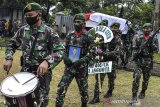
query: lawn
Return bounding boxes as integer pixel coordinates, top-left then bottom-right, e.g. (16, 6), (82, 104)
(0, 48), (160, 107)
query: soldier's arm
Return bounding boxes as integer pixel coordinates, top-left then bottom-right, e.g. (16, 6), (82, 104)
(45, 28), (65, 69)
(77, 34), (95, 64)
(151, 37), (158, 52)
(104, 39), (123, 58)
(5, 28), (22, 60)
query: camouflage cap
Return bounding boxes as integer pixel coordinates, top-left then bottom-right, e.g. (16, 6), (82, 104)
(23, 2), (42, 14)
(100, 19), (108, 26)
(110, 22), (120, 28)
(143, 23), (152, 28)
(74, 13), (86, 21)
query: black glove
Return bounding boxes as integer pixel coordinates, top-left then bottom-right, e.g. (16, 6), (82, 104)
(63, 56), (73, 67)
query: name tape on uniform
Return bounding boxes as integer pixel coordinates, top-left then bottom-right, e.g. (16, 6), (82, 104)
(88, 61), (112, 74)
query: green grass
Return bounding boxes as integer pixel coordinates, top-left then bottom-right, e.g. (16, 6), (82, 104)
(154, 52), (160, 63)
(0, 48), (160, 107)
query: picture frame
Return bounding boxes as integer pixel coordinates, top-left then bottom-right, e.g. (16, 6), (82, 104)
(68, 45), (81, 62)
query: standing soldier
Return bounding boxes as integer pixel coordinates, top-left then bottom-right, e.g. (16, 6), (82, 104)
(99, 19), (108, 26)
(130, 23), (158, 105)
(55, 13), (94, 107)
(110, 22), (125, 68)
(89, 22), (123, 104)
(121, 21), (135, 68)
(3, 2), (64, 107)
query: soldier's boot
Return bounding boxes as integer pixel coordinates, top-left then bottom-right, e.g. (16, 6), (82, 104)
(81, 102), (87, 107)
(139, 90), (145, 99)
(129, 93), (138, 105)
(89, 93), (100, 104)
(55, 105), (62, 107)
(55, 103), (62, 107)
(104, 90), (112, 98)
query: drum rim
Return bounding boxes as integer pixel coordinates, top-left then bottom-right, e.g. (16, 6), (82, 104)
(0, 72), (39, 98)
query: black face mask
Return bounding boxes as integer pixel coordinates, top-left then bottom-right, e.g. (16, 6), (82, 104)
(74, 23), (83, 32)
(25, 14), (39, 26)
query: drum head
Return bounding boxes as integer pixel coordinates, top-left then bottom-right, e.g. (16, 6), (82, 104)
(0, 72), (39, 97)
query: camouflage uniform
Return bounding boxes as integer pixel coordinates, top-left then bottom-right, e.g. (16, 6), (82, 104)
(110, 22), (126, 68)
(55, 14), (94, 107)
(121, 26), (135, 67)
(130, 23), (158, 104)
(5, 20), (64, 107)
(89, 24), (123, 104)
(94, 37), (122, 92)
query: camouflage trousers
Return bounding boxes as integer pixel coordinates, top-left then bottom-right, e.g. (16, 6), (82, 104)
(94, 70), (116, 94)
(21, 66), (52, 107)
(132, 58), (153, 94)
(56, 66), (88, 107)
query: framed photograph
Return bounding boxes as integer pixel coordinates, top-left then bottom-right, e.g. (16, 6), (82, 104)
(68, 45), (81, 62)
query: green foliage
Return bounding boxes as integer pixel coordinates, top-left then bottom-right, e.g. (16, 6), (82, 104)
(0, 37), (5, 44)
(96, 2), (154, 26)
(49, 14), (55, 24)
(132, 3), (154, 25)
(0, 0), (155, 26)
(154, 52), (160, 63)
(57, 0), (92, 15)
(97, 5), (117, 16)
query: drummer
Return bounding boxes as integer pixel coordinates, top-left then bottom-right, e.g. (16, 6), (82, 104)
(3, 2), (64, 107)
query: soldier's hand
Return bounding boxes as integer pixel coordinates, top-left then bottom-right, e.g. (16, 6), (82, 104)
(63, 56), (73, 67)
(95, 48), (103, 56)
(95, 56), (100, 60)
(3, 60), (13, 72)
(37, 60), (49, 75)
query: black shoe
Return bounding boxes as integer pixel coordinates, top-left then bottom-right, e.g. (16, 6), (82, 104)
(89, 97), (100, 104)
(55, 105), (62, 107)
(139, 91), (145, 99)
(104, 90), (112, 98)
(81, 103), (87, 107)
(129, 96), (138, 105)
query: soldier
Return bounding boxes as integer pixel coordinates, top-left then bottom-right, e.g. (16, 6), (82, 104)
(99, 19), (108, 26)
(3, 2), (64, 107)
(121, 21), (135, 68)
(89, 22), (123, 104)
(130, 23), (158, 105)
(110, 22), (125, 68)
(88, 19), (108, 37)
(55, 13), (94, 107)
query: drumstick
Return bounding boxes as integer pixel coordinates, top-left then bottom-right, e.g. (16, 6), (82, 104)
(8, 71), (20, 83)
(22, 75), (38, 85)
(22, 66), (51, 85)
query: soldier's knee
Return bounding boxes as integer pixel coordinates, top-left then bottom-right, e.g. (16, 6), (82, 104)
(108, 71), (116, 79)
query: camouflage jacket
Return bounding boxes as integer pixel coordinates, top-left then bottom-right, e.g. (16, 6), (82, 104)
(96, 36), (123, 62)
(65, 31), (95, 67)
(5, 23), (64, 69)
(88, 26), (123, 61)
(133, 32), (158, 59)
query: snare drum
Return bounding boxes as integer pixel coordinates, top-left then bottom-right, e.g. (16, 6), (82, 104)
(0, 72), (39, 107)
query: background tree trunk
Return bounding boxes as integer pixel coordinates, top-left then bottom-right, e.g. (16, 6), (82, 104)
(153, 0), (160, 31)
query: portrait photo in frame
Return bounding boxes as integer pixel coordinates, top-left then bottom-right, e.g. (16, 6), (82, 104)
(68, 45), (81, 62)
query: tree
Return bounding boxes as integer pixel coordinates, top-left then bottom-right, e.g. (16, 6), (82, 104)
(56, 0), (93, 15)
(153, 0), (160, 31)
